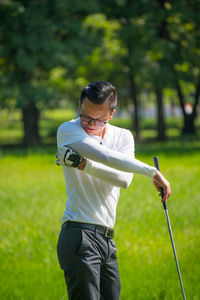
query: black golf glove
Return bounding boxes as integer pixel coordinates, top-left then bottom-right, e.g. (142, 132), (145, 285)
(56, 146), (83, 167)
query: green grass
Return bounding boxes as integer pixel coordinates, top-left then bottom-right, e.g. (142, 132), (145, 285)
(0, 109), (200, 299)
(116, 153), (200, 300)
(0, 149), (200, 299)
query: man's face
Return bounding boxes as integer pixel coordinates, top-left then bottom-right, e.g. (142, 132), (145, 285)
(79, 97), (115, 136)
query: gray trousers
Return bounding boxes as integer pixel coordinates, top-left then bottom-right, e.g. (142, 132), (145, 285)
(57, 222), (121, 300)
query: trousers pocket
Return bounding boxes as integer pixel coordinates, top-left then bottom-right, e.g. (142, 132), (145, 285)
(58, 227), (84, 254)
(57, 227), (84, 269)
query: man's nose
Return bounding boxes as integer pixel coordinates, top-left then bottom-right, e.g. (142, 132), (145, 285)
(88, 119), (96, 126)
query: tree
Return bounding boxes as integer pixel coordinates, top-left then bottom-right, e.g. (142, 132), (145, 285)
(0, 0), (99, 146)
(99, 0), (152, 140)
(147, 0), (200, 134)
(170, 1), (200, 134)
(74, 14), (129, 107)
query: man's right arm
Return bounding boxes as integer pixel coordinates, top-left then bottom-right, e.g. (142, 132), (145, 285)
(57, 122), (133, 188)
(57, 123), (171, 200)
(68, 138), (156, 178)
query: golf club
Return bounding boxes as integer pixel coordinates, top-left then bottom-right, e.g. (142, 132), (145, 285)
(153, 156), (186, 300)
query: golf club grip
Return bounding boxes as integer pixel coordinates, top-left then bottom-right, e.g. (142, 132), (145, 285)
(153, 156), (167, 210)
(153, 156), (161, 171)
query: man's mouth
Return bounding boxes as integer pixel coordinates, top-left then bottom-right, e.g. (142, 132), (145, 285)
(86, 127), (96, 132)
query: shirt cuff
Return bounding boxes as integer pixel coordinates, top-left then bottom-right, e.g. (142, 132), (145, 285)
(83, 159), (94, 174)
(144, 166), (157, 178)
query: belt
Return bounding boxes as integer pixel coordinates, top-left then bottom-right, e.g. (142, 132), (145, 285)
(62, 221), (114, 239)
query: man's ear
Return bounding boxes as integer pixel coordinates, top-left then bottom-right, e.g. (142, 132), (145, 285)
(78, 101), (81, 112)
(109, 108), (115, 120)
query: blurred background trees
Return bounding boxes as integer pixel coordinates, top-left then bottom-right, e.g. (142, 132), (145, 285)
(0, 0), (100, 146)
(0, 0), (200, 146)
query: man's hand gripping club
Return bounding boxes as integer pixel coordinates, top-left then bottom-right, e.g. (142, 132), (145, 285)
(152, 171), (171, 202)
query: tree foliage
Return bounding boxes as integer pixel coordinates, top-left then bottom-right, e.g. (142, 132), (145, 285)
(0, 0), (100, 145)
(0, 0), (200, 145)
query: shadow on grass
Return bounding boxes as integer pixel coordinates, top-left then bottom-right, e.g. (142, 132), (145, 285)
(135, 134), (200, 156)
(1, 132), (200, 158)
(1, 114), (200, 156)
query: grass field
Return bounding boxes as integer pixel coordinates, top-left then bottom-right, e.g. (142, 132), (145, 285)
(0, 109), (200, 299)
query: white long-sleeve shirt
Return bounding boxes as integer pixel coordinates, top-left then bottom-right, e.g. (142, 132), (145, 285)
(57, 118), (156, 228)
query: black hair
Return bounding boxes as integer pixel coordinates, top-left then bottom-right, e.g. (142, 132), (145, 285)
(80, 81), (117, 111)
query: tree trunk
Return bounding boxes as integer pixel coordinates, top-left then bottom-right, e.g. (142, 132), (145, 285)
(128, 72), (140, 140)
(155, 88), (166, 140)
(126, 44), (140, 140)
(22, 100), (40, 147)
(175, 77), (200, 134)
(182, 114), (196, 133)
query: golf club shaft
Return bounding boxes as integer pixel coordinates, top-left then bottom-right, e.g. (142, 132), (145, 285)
(164, 207), (186, 300)
(153, 156), (186, 300)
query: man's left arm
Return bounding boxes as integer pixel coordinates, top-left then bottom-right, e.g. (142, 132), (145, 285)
(56, 122), (132, 188)
(82, 159), (133, 188)
(56, 147), (133, 188)
(57, 130), (134, 189)
(82, 129), (134, 188)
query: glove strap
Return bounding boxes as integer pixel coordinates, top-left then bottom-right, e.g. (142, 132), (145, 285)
(63, 149), (71, 165)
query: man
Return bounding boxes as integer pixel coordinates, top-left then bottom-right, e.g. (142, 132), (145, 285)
(56, 81), (171, 300)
